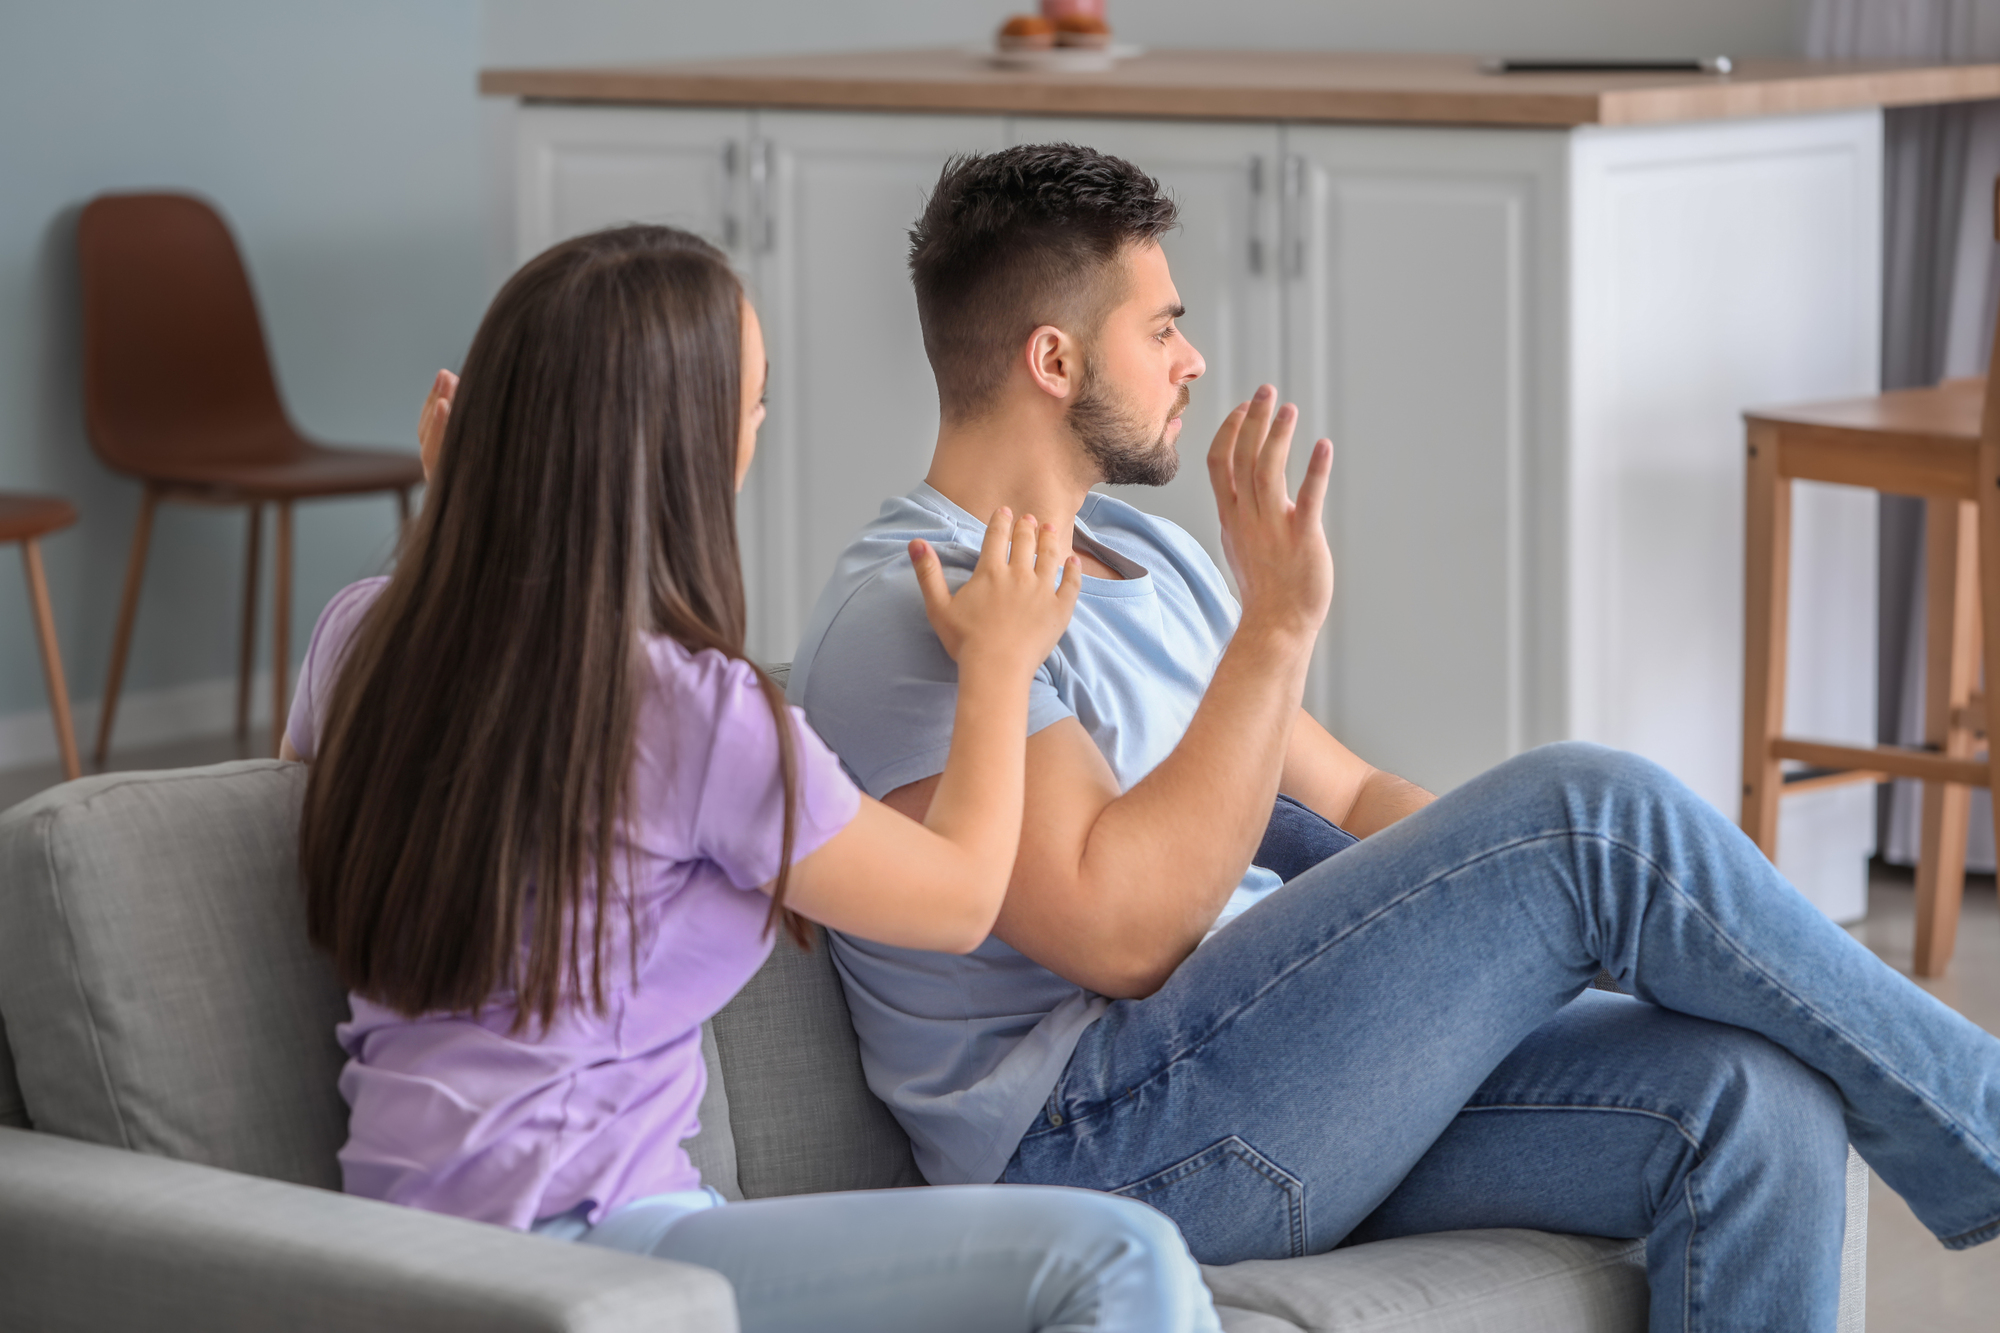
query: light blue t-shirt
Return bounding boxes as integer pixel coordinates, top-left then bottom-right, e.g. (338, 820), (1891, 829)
(789, 483), (1283, 1186)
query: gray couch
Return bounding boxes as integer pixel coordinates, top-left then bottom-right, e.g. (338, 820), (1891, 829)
(0, 759), (1869, 1331)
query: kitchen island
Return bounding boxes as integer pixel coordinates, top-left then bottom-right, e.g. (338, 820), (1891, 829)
(485, 49), (2000, 919)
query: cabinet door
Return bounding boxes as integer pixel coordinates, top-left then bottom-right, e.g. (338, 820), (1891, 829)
(515, 106), (751, 263)
(746, 112), (1006, 661)
(1007, 120), (1283, 573)
(1283, 126), (1568, 793)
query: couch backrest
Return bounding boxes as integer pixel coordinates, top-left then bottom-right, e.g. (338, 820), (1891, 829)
(0, 759), (915, 1201)
(0, 1011), (28, 1130)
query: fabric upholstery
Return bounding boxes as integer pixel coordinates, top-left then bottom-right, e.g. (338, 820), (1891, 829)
(709, 927), (923, 1198)
(1205, 1229), (1647, 1333)
(0, 1011), (28, 1130)
(689, 1021), (744, 1201)
(0, 1126), (734, 1333)
(0, 761), (348, 1188)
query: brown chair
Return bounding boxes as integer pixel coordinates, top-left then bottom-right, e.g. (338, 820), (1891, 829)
(0, 494), (82, 781)
(1741, 369), (2000, 978)
(76, 192), (422, 760)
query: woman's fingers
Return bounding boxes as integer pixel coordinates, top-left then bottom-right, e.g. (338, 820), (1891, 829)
(1034, 520), (1061, 578)
(1010, 513), (1039, 570)
(977, 507), (1015, 570)
(1058, 555), (1082, 606)
(908, 539), (953, 622)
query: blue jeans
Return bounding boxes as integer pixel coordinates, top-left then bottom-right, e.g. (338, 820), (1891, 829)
(1003, 742), (2000, 1332)
(546, 1184), (1220, 1333)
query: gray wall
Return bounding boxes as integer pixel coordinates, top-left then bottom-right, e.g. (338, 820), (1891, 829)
(0, 1), (484, 754)
(0, 0), (1804, 763)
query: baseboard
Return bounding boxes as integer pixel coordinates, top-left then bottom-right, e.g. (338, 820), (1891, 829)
(0, 671), (274, 773)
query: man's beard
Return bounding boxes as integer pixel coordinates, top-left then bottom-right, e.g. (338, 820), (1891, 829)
(1070, 369), (1189, 488)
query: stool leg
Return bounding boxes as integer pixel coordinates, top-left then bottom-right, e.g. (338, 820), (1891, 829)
(272, 499), (293, 758)
(1741, 422), (1791, 858)
(95, 484), (159, 766)
(236, 503), (261, 743)
(1915, 498), (1979, 977)
(21, 538), (81, 782)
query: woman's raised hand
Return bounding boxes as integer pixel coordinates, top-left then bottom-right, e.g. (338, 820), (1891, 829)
(909, 508), (1081, 674)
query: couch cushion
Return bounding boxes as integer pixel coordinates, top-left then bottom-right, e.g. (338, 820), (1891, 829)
(0, 1011), (28, 1130)
(710, 926), (922, 1197)
(1205, 1229), (1647, 1333)
(0, 762), (349, 1187)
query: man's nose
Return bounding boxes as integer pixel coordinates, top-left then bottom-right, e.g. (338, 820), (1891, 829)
(1178, 339), (1206, 384)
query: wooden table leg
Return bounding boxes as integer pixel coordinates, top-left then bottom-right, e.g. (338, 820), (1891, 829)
(21, 538), (81, 782)
(1916, 497), (1980, 977)
(272, 500), (293, 759)
(95, 484), (159, 766)
(236, 503), (261, 743)
(1741, 421), (1792, 859)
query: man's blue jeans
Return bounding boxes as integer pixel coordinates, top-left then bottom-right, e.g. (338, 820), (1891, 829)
(1002, 742), (2000, 1332)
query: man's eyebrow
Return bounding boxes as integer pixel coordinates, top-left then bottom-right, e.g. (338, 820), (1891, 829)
(1156, 303), (1186, 321)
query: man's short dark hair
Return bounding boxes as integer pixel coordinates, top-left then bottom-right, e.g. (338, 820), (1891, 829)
(908, 144), (1178, 422)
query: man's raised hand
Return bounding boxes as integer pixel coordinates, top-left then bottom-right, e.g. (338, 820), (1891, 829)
(909, 508), (1082, 675)
(1206, 384), (1334, 645)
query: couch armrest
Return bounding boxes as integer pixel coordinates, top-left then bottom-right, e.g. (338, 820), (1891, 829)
(0, 1128), (735, 1332)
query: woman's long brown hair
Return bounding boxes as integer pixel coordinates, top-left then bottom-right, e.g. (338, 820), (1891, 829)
(300, 225), (803, 1031)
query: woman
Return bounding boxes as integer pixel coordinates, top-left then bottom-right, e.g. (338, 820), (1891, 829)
(285, 225), (1220, 1333)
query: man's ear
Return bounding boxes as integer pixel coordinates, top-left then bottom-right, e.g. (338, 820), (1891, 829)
(1023, 325), (1082, 402)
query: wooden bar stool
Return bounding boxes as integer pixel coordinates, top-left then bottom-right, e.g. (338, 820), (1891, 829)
(76, 193), (422, 762)
(0, 494), (82, 781)
(1741, 367), (2000, 977)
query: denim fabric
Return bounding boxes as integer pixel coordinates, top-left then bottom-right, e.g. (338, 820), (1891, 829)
(1252, 794), (1361, 882)
(559, 1183), (1221, 1333)
(1004, 742), (2000, 1333)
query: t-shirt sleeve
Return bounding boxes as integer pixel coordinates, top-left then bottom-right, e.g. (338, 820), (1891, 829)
(797, 552), (1071, 800)
(286, 578), (391, 761)
(692, 664), (862, 891)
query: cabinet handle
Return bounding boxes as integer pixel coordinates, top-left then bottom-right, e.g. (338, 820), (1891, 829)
(721, 142), (742, 253)
(1281, 154), (1307, 280)
(1248, 155), (1266, 276)
(750, 139), (777, 254)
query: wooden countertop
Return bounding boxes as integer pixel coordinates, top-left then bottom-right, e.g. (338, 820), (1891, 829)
(480, 48), (2000, 128)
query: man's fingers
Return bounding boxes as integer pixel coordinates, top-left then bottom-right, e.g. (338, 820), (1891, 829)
(1235, 385), (1276, 511)
(1296, 438), (1333, 528)
(1255, 402), (1299, 506)
(908, 539), (953, 620)
(1206, 401), (1249, 502)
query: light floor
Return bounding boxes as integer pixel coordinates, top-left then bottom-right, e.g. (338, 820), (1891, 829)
(2, 741), (1999, 1328)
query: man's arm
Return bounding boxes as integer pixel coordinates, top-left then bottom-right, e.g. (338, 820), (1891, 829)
(1279, 709), (1433, 838)
(884, 389), (1332, 1000)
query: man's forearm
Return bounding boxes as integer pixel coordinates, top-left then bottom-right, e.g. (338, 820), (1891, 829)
(1343, 767), (1434, 837)
(1065, 618), (1314, 989)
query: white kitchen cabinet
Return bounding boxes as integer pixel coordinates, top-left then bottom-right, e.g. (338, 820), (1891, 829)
(509, 99), (1881, 920)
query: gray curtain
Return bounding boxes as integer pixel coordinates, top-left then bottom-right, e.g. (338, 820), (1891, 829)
(1807, 0), (2000, 868)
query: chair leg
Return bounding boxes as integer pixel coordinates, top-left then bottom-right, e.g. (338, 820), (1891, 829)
(95, 484), (160, 766)
(1915, 497), (1981, 977)
(1740, 422), (1792, 858)
(272, 500), (293, 758)
(20, 538), (81, 783)
(236, 503), (261, 744)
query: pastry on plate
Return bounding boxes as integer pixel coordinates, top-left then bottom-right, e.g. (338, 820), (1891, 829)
(1054, 14), (1112, 49)
(997, 15), (1057, 50)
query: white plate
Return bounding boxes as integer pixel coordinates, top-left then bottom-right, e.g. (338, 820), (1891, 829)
(975, 42), (1145, 74)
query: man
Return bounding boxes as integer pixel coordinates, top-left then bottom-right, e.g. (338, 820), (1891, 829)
(788, 144), (2000, 1328)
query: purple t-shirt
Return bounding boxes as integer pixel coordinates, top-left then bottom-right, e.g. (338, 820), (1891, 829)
(288, 578), (860, 1230)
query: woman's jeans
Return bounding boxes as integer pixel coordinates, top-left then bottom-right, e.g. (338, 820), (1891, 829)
(1003, 742), (2000, 1333)
(543, 1183), (1220, 1333)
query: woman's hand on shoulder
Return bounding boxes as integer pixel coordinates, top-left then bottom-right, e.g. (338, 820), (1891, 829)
(908, 508), (1080, 678)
